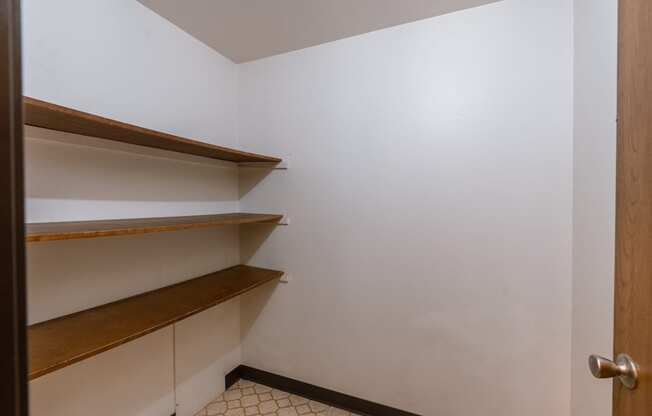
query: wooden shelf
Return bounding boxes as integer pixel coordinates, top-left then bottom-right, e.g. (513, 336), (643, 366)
(26, 213), (282, 242)
(23, 96), (281, 164)
(28, 265), (282, 380)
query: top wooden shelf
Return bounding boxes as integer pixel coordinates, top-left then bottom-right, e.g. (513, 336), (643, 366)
(23, 97), (281, 164)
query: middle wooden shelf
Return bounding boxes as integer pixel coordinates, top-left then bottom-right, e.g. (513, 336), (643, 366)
(28, 264), (284, 380)
(26, 212), (283, 242)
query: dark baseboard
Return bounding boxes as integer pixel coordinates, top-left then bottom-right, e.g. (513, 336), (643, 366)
(225, 365), (243, 390)
(225, 365), (421, 416)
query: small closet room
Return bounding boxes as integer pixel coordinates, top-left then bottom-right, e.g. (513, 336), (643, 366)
(6, 0), (648, 415)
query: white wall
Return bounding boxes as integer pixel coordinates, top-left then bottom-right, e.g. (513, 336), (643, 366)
(571, 0), (618, 415)
(238, 1), (573, 415)
(23, 1), (243, 415)
(30, 328), (175, 416)
(175, 298), (243, 416)
(23, 0), (238, 149)
(23, 1), (601, 415)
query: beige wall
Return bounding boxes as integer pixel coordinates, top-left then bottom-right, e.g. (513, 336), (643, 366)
(571, 0), (618, 415)
(238, 1), (574, 415)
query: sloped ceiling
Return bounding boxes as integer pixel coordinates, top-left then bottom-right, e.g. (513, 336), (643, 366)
(138, 0), (502, 63)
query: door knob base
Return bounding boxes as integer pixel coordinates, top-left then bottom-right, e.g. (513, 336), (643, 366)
(615, 354), (639, 390)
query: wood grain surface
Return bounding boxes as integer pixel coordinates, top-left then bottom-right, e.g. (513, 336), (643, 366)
(613, 0), (652, 414)
(28, 265), (283, 380)
(24, 96), (281, 164)
(26, 213), (282, 242)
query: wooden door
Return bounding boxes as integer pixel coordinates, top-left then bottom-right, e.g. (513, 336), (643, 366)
(0, 0), (27, 415)
(613, 0), (652, 414)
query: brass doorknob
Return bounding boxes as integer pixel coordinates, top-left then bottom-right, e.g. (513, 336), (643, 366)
(589, 353), (639, 389)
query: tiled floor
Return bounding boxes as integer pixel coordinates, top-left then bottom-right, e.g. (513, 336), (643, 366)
(194, 379), (359, 416)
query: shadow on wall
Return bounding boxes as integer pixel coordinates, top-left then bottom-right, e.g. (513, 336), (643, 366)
(27, 226), (240, 324)
(24, 126), (239, 202)
(239, 167), (276, 199)
(174, 297), (243, 416)
(239, 224), (280, 342)
(240, 280), (277, 342)
(29, 327), (175, 416)
(240, 224), (277, 264)
(175, 299), (242, 383)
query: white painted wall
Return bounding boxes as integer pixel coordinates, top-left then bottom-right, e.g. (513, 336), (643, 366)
(23, 0), (238, 149)
(24, 1), (609, 415)
(23, 1), (243, 415)
(238, 1), (573, 415)
(23, 0), (240, 223)
(571, 0), (618, 415)
(30, 328), (175, 416)
(175, 298), (244, 416)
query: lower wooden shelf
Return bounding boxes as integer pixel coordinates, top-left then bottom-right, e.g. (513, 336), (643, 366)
(26, 213), (283, 242)
(28, 265), (283, 380)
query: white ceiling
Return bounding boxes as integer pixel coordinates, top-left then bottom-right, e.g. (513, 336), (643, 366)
(138, 0), (501, 63)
